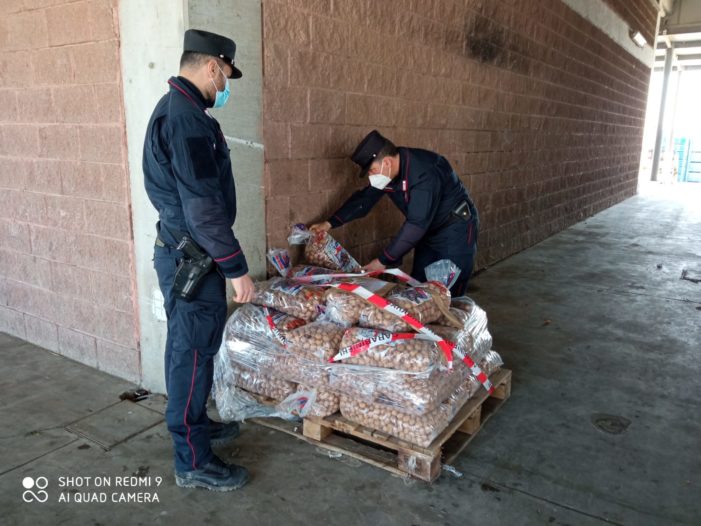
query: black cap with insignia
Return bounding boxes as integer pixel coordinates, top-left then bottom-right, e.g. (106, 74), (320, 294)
(351, 130), (389, 178)
(184, 28), (243, 79)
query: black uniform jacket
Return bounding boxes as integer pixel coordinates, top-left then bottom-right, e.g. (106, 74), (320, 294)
(143, 76), (247, 278)
(328, 147), (472, 266)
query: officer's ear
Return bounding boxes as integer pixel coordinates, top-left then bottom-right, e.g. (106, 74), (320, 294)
(205, 58), (219, 79)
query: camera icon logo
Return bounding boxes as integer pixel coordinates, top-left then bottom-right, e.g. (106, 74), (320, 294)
(22, 476), (49, 503)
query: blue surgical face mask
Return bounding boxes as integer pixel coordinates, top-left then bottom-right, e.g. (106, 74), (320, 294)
(210, 64), (230, 108)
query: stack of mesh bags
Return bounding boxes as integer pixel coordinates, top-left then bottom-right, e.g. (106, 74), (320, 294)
(214, 238), (502, 447)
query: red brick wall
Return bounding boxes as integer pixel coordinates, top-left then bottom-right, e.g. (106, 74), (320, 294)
(262, 0), (655, 271)
(603, 0), (659, 46)
(0, 0), (139, 382)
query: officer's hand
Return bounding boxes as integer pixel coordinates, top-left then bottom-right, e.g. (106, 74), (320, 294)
(309, 221), (331, 233)
(231, 274), (256, 304)
(362, 259), (386, 273)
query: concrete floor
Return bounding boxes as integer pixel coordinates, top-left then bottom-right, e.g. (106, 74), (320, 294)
(1, 183), (699, 526)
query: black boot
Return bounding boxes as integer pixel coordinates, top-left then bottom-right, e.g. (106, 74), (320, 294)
(175, 456), (249, 491)
(208, 418), (240, 447)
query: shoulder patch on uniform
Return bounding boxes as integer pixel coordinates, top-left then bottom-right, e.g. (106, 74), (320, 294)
(186, 136), (218, 179)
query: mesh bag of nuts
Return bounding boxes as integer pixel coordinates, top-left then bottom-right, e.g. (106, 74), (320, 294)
(298, 384), (340, 418)
(228, 363), (297, 401)
(330, 350), (503, 415)
(285, 321), (346, 363)
(221, 305), (299, 372)
(375, 350), (503, 413)
(253, 278), (326, 321)
(328, 364), (460, 415)
(357, 282), (451, 332)
(339, 385), (474, 448)
(225, 303), (306, 345)
(267, 352), (330, 387)
(288, 224), (360, 272)
(323, 288), (370, 327)
(338, 350), (504, 447)
(334, 327), (441, 372)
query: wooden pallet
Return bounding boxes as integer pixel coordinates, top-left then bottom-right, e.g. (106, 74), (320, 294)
(251, 368), (511, 482)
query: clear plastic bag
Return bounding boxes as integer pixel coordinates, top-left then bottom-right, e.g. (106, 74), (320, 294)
(288, 224), (360, 272)
(229, 363), (297, 401)
(358, 282), (451, 332)
(226, 303), (306, 342)
(329, 364), (463, 415)
(288, 223), (313, 245)
(213, 377), (316, 422)
(329, 351), (503, 416)
(220, 304), (303, 374)
(323, 288), (367, 327)
(427, 324), (492, 365)
(425, 259), (461, 289)
(339, 394), (453, 448)
(437, 297), (489, 335)
(289, 265), (394, 293)
(253, 278), (326, 321)
(335, 327), (441, 372)
(269, 352), (331, 386)
(338, 350), (503, 447)
(267, 248), (292, 277)
(298, 384), (340, 418)
(213, 341), (314, 422)
(429, 297), (492, 363)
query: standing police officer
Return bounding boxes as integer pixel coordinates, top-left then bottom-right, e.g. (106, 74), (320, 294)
(311, 130), (479, 296)
(143, 29), (253, 491)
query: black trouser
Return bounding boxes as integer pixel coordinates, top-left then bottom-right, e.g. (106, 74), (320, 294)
(411, 215), (478, 297)
(153, 245), (227, 473)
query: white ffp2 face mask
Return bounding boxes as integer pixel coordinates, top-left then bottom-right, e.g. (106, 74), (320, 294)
(368, 161), (392, 190)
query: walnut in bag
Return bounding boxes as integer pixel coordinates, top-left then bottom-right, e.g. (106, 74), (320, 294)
(339, 395), (454, 448)
(230, 364), (297, 401)
(336, 327), (439, 372)
(252, 278), (325, 321)
(286, 322), (345, 363)
(298, 384), (339, 418)
(338, 352), (504, 447)
(323, 288), (366, 327)
(270, 352), (330, 387)
(358, 282), (450, 332)
(288, 224), (360, 272)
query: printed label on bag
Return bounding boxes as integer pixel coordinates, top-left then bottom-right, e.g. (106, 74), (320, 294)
(271, 280), (304, 296)
(323, 239), (359, 273)
(393, 287), (431, 306)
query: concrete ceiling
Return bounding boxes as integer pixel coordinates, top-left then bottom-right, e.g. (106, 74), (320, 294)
(654, 0), (701, 70)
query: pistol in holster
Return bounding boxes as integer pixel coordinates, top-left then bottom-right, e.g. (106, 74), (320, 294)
(173, 236), (214, 302)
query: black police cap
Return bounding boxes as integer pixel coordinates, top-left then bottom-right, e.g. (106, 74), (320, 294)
(351, 130), (389, 178)
(184, 29), (242, 79)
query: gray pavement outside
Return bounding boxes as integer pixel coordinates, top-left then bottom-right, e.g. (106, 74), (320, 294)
(1, 183), (699, 526)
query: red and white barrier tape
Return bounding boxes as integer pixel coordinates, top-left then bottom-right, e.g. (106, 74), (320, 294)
(331, 331), (435, 362)
(289, 267), (422, 286)
(330, 282), (494, 394)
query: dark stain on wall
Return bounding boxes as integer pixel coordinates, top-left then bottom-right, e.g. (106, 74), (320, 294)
(465, 13), (503, 63)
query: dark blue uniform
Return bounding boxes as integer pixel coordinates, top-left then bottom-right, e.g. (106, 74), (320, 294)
(329, 148), (479, 296)
(143, 76), (247, 473)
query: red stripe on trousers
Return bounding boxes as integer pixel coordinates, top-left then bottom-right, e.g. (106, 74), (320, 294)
(184, 350), (199, 470)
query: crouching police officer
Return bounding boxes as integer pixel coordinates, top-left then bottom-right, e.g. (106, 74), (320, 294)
(311, 130), (479, 296)
(143, 29), (254, 491)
